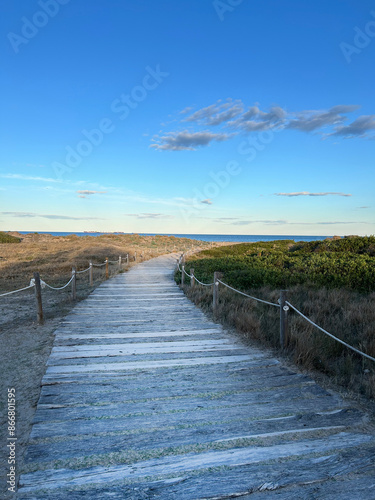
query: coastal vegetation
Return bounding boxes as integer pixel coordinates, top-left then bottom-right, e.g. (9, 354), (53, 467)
(0, 232), (208, 293)
(177, 236), (375, 293)
(0, 231), (21, 243)
(177, 236), (375, 399)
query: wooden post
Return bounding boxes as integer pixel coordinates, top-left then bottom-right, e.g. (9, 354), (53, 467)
(105, 258), (109, 279)
(181, 265), (185, 286)
(34, 272), (44, 325)
(279, 290), (289, 348)
(89, 261), (93, 286)
(118, 255), (122, 270)
(213, 272), (222, 319)
(134, 251), (137, 262)
(71, 267), (77, 301)
(126, 253), (129, 265)
(190, 268), (195, 288)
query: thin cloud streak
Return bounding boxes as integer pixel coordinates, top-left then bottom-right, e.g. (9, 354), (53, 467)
(125, 213), (173, 220)
(275, 192), (352, 197)
(77, 190), (107, 196)
(1, 211), (104, 221)
(0, 174), (61, 183)
(208, 217), (368, 226)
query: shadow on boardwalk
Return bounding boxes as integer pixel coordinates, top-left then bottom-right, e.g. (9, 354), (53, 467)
(18, 255), (375, 499)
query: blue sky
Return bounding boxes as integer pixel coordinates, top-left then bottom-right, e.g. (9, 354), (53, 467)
(1, 0), (374, 235)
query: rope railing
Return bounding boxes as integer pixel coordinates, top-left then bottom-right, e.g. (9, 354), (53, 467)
(0, 254), (130, 325)
(182, 267), (193, 279)
(177, 255), (278, 304)
(76, 266), (91, 274)
(41, 276), (74, 291)
(285, 301), (375, 363)
(0, 283), (35, 297)
(217, 279), (280, 307)
(177, 252), (375, 362)
(194, 275), (215, 287)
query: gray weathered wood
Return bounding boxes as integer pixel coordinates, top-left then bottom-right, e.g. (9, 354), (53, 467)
(190, 268), (195, 288)
(71, 267), (76, 301)
(89, 261), (93, 286)
(33, 271), (44, 325)
(279, 289), (288, 347)
(213, 271), (223, 318)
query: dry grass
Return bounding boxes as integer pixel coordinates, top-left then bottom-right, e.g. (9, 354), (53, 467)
(0, 232), (210, 292)
(182, 282), (375, 401)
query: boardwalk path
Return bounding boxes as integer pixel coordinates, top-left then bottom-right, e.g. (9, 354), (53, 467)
(19, 255), (375, 499)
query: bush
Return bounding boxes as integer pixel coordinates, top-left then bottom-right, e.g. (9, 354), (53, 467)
(184, 237), (375, 293)
(0, 232), (21, 244)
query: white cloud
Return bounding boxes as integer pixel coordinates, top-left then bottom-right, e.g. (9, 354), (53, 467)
(1, 211), (104, 220)
(125, 213), (173, 220)
(0, 174), (61, 183)
(275, 191), (352, 197)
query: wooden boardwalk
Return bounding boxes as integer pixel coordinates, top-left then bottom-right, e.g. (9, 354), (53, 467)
(18, 255), (375, 499)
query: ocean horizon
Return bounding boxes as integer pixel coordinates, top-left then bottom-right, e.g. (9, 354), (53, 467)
(16, 231), (333, 243)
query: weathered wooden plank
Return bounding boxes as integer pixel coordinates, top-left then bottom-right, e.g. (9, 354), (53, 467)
(19, 433), (375, 492)
(44, 354), (269, 374)
(40, 358), (283, 384)
(46, 349), (253, 366)
(47, 347), (260, 364)
(53, 329), (223, 340)
(18, 454), (375, 499)
(25, 409), (365, 464)
(39, 363), (296, 387)
(34, 383), (333, 422)
(51, 339), (232, 352)
(39, 372), (313, 397)
(29, 397), (346, 439)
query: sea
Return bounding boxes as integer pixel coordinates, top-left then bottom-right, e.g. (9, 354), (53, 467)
(17, 232), (331, 243)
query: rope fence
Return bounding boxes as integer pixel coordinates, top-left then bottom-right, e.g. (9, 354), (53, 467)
(285, 301), (375, 363)
(0, 284), (35, 297)
(0, 254), (131, 325)
(76, 266), (91, 274)
(217, 279), (280, 307)
(41, 276), (74, 291)
(176, 253), (375, 364)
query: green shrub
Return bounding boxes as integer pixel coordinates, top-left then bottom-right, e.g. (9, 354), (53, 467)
(0, 232), (21, 244)
(184, 237), (375, 293)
